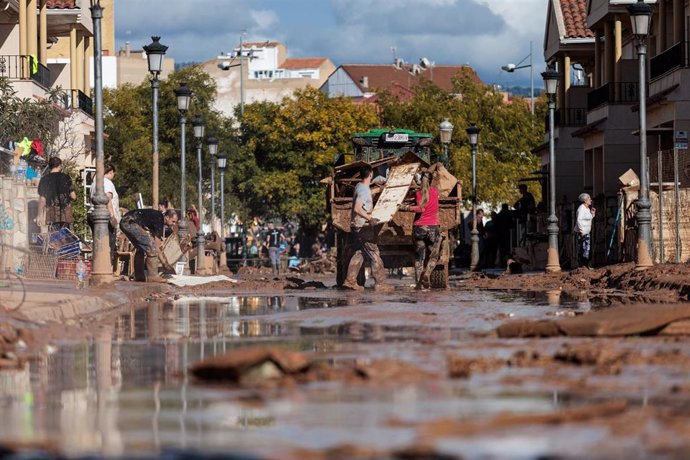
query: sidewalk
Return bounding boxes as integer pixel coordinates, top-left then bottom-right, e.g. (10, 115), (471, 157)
(17, 279), (168, 322)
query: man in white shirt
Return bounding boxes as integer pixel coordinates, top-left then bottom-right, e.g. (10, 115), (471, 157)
(88, 163), (120, 271)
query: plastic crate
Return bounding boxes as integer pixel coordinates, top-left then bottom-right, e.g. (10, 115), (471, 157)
(35, 228), (80, 252)
(56, 241), (80, 259)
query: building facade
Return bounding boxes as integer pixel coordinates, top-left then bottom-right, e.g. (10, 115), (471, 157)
(0, 0), (96, 169)
(200, 41), (335, 117)
(539, 0), (595, 203)
(321, 62), (480, 101)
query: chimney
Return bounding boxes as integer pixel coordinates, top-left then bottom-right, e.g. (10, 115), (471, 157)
(125, 41), (131, 57)
(360, 76), (368, 88)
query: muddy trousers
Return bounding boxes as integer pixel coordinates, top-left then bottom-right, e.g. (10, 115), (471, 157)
(120, 216), (158, 281)
(345, 227), (386, 287)
(577, 232), (591, 268)
(414, 225), (441, 287)
(269, 247), (281, 275)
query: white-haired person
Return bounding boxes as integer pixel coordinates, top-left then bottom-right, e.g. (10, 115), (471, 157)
(574, 193), (596, 268)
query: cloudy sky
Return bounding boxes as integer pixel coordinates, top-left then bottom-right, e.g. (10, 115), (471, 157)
(115, 0), (548, 88)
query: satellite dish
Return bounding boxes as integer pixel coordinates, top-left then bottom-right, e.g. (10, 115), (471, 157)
(419, 57), (433, 69)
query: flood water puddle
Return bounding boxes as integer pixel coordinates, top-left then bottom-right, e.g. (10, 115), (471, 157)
(0, 290), (636, 458)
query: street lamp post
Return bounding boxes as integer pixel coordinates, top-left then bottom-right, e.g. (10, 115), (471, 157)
(501, 40), (534, 115)
(89, 0), (112, 286)
(439, 118), (454, 166)
(628, 0), (654, 270)
(542, 67), (562, 273)
(466, 124), (480, 271)
(143, 36), (167, 210)
(207, 137), (219, 226)
(218, 153), (228, 245)
(192, 115), (207, 275)
(175, 83), (192, 273)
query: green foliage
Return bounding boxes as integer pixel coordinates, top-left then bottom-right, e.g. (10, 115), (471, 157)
(239, 87), (379, 227)
(378, 68), (546, 207)
(0, 78), (64, 154)
(103, 65), (229, 211)
(72, 177), (90, 242)
(102, 65), (543, 236)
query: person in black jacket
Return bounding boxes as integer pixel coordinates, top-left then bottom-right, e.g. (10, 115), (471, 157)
(120, 209), (178, 282)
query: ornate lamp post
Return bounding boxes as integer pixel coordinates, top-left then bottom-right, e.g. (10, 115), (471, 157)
(192, 115), (207, 274)
(466, 123), (480, 271)
(542, 66), (561, 273)
(628, 0), (654, 270)
(143, 36), (167, 210)
(207, 137), (219, 227)
(174, 83), (192, 272)
(89, 0), (112, 286)
(439, 118), (454, 165)
(218, 153), (228, 245)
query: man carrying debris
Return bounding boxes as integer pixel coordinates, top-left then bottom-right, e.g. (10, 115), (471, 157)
(120, 209), (179, 282)
(343, 164), (390, 291)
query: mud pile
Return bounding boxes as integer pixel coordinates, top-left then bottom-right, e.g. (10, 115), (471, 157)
(461, 262), (690, 303)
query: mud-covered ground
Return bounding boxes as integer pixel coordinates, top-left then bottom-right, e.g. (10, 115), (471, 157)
(1, 264), (690, 459)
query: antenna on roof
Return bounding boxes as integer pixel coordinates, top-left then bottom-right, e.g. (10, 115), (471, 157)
(390, 46), (397, 61)
(419, 57), (434, 69)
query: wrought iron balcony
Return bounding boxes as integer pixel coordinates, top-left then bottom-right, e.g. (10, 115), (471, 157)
(587, 82), (640, 111)
(77, 89), (93, 117)
(545, 107), (588, 131)
(30, 62), (51, 88)
(0, 55), (50, 88)
(650, 41), (688, 81)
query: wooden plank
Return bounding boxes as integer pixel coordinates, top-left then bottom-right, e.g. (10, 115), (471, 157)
(370, 163), (420, 223)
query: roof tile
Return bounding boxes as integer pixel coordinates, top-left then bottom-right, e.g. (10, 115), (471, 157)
(340, 64), (481, 95)
(559, 0), (594, 39)
(46, 0), (77, 8)
(279, 58), (328, 70)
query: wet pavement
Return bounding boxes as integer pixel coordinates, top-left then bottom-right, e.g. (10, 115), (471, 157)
(1, 282), (690, 459)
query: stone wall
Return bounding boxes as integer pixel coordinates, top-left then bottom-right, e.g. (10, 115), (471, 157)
(0, 175), (39, 272)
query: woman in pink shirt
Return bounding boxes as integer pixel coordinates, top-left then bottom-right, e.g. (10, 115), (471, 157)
(400, 171), (441, 289)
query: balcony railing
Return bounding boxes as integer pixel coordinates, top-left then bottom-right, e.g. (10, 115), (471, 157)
(587, 82), (640, 111)
(0, 55), (51, 88)
(650, 41), (688, 81)
(545, 107), (588, 131)
(556, 107), (587, 127)
(30, 62), (50, 88)
(77, 89), (93, 116)
(0, 55), (30, 80)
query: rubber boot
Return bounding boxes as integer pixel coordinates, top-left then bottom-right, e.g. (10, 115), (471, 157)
(342, 253), (364, 291)
(145, 256), (166, 283)
(371, 258), (392, 292)
(133, 251), (146, 282)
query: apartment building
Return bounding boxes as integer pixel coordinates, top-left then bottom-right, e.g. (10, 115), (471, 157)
(0, 0), (96, 169)
(321, 61), (480, 101)
(200, 41), (335, 117)
(539, 0), (595, 203)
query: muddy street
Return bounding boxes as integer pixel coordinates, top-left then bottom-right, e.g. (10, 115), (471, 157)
(2, 276), (690, 459)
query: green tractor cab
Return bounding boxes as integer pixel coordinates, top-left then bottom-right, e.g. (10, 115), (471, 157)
(335, 129), (434, 166)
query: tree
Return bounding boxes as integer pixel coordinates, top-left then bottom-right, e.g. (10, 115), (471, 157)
(239, 88), (379, 245)
(377, 68), (546, 207)
(0, 78), (64, 162)
(103, 65), (235, 212)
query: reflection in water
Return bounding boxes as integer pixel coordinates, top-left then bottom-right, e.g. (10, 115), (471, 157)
(0, 292), (588, 457)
